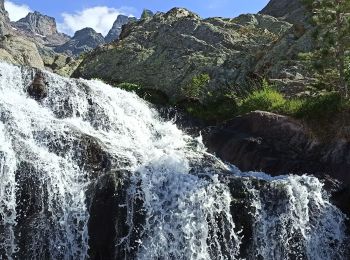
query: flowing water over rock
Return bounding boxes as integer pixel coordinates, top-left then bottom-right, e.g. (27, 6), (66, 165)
(0, 62), (348, 259)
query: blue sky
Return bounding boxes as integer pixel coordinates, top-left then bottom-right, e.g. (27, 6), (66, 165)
(5, 0), (270, 36)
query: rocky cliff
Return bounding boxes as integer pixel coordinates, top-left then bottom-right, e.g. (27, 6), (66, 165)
(73, 8), (292, 101)
(55, 27), (105, 56)
(105, 15), (137, 43)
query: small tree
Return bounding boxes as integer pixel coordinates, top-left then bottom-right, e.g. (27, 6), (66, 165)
(303, 0), (350, 96)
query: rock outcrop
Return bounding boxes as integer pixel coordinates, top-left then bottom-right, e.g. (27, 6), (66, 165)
(105, 15), (137, 43)
(55, 27), (105, 56)
(73, 8), (292, 101)
(0, 34), (44, 68)
(13, 11), (70, 46)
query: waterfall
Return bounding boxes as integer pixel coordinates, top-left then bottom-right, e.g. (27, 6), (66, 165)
(0, 61), (347, 259)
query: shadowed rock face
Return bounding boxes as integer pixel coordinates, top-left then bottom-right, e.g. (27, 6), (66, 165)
(55, 27), (105, 56)
(73, 8), (292, 101)
(259, 0), (306, 24)
(105, 15), (137, 43)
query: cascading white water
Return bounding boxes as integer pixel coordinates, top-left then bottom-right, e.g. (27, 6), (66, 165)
(0, 122), (17, 258)
(234, 171), (348, 260)
(0, 61), (347, 259)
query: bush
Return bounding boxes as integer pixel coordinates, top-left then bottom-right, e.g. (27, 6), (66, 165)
(293, 92), (343, 120)
(277, 98), (307, 116)
(239, 81), (286, 114)
(182, 73), (210, 98)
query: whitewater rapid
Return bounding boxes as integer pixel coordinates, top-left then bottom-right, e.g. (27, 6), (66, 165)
(0, 62), (347, 259)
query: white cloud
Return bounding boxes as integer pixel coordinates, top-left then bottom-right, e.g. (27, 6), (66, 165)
(4, 0), (32, 21)
(57, 6), (135, 36)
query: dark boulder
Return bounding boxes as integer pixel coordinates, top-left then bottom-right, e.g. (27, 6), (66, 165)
(27, 71), (48, 100)
(86, 171), (146, 259)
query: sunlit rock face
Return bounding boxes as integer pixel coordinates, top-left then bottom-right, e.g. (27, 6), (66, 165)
(73, 8), (293, 101)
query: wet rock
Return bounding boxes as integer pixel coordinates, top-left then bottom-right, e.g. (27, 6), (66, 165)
(32, 128), (112, 174)
(86, 171), (146, 259)
(14, 161), (49, 259)
(27, 71), (48, 100)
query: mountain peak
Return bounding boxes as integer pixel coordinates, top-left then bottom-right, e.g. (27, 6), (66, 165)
(165, 8), (200, 20)
(141, 9), (154, 19)
(74, 27), (100, 37)
(55, 27), (105, 56)
(105, 15), (137, 43)
(15, 11), (58, 36)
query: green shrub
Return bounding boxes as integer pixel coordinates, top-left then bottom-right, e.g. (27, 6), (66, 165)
(239, 81), (286, 114)
(294, 92), (343, 120)
(182, 73), (210, 98)
(277, 98), (307, 116)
